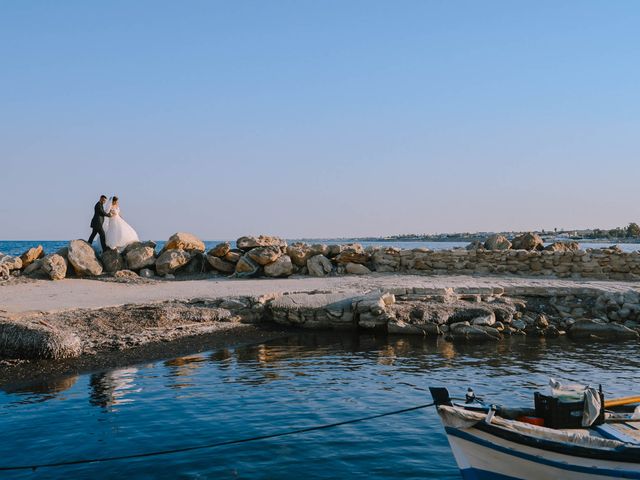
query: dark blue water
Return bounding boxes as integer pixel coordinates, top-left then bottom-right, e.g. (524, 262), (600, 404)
(2, 240), (639, 257)
(1, 333), (639, 479)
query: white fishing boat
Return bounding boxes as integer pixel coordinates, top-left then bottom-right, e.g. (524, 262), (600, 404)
(430, 383), (640, 480)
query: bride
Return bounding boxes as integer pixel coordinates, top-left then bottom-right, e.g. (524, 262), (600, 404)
(104, 196), (140, 250)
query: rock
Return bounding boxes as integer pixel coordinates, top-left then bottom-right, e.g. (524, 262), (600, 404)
(326, 245), (343, 257)
(23, 259), (44, 276)
(224, 250), (242, 263)
(544, 241), (580, 253)
(535, 314), (549, 329)
(388, 320), (439, 335)
(511, 319), (527, 330)
(164, 232), (205, 252)
(335, 244), (370, 264)
(0, 264), (9, 281)
(287, 243), (312, 267)
(264, 255), (294, 277)
(471, 313), (496, 327)
(122, 241), (156, 255)
(448, 322), (502, 341)
(125, 245), (156, 270)
(207, 255), (236, 274)
(307, 255), (333, 277)
(176, 252), (206, 275)
(164, 273), (175, 279)
(101, 249), (126, 273)
(484, 234), (512, 250)
(568, 319), (639, 339)
(234, 255), (260, 278)
(208, 242), (231, 258)
(511, 232), (544, 251)
(466, 241), (484, 250)
(247, 246), (282, 266)
(310, 244), (330, 257)
(20, 245), (44, 268)
(155, 249), (191, 276)
(114, 269), (139, 279)
(345, 263), (371, 275)
(68, 240), (103, 276)
(0, 320), (82, 359)
(41, 254), (67, 280)
(139, 268), (154, 279)
(236, 235), (287, 251)
(0, 255), (22, 271)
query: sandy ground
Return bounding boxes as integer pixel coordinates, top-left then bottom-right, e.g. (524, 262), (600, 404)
(1, 273), (638, 315)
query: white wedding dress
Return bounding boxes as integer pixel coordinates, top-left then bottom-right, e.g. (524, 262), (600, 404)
(105, 206), (140, 250)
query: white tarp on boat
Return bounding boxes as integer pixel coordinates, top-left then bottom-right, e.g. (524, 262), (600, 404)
(438, 405), (625, 450)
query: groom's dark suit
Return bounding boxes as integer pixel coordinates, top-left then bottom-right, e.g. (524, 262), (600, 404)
(88, 202), (109, 251)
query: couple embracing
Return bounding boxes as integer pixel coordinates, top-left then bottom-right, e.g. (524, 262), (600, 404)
(88, 195), (139, 251)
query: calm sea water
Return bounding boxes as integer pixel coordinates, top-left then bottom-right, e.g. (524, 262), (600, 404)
(1, 333), (639, 479)
(1, 240), (639, 256)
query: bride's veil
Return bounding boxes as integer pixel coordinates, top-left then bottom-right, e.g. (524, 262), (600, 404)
(104, 197), (113, 230)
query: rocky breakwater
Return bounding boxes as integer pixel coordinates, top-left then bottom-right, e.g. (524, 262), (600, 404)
(2, 231), (640, 283)
(268, 286), (640, 343)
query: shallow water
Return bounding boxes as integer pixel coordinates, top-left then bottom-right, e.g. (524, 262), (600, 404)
(1, 333), (639, 479)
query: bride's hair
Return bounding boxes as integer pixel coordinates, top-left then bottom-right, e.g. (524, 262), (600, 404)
(112, 196), (119, 204)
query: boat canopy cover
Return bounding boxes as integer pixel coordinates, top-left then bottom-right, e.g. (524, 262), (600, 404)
(437, 405), (625, 450)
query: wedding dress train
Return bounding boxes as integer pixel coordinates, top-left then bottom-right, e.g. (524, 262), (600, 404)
(105, 206), (140, 250)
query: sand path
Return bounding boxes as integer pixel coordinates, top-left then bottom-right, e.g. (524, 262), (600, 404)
(1, 274), (638, 315)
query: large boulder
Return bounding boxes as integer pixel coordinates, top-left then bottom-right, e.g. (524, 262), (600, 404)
(101, 249), (126, 273)
(20, 245), (44, 268)
(511, 232), (544, 251)
(0, 264), (9, 281)
(287, 243), (312, 267)
(264, 255), (294, 277)
(125, 245), (156, 270)
(484, 234), (512, 250)
(335, 244), (369, 264)
(156, 249), (191, 276)
(224, 250), (242, 264)
(247, 246), (282, 266)
(345, 263), (371, 275)
(0, 255), (22, 271)
(41, 254), (67, 280)
(67, 240), (103, 276)
(208, 242), (231, 258)
(234, 255), (261, 278)
(176, 252), (206, 276)
(206, 255), (236, 274)
(568, 319), (639, 340)
(544, 241), (580, 253)
(163, 232), (205, 253)
(307, 255), (333, 277)
(237, 235), (287, 251)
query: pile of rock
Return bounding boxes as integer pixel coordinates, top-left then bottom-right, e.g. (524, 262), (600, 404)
(4, 231), (640, 282)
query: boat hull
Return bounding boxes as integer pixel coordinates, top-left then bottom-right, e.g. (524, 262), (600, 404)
(445, 426), (640, 480)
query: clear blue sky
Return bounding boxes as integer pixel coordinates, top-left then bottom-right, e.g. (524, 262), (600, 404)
(1, 1), (639, 240)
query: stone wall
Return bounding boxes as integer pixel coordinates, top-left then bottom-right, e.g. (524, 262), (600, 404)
(370, 247), (640, 280)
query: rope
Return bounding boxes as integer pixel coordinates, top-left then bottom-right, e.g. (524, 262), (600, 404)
(0, 402), (435, 472)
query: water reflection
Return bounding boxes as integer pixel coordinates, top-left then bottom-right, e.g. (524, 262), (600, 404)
(164, 355), (207, 389)
(1, 374), (79, 405)
(89, 368), (140, 409)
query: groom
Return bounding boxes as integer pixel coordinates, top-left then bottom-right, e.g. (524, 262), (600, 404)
(88, 195), (112, 251)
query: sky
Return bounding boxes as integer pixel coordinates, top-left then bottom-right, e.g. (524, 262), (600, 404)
(1, 1), (639, 240)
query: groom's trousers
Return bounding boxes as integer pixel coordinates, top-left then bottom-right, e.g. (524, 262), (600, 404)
(88, 225), (108, 251)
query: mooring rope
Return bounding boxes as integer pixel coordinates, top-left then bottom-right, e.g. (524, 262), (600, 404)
(0, 402), (435, 472)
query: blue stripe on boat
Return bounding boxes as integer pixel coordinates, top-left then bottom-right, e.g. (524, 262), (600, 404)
(460, 467), (520, 480)
(446, 427), (640, 479)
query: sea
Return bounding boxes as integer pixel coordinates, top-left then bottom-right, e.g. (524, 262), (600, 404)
(0, 334), (638, 478)
(1, 239), (640, 256)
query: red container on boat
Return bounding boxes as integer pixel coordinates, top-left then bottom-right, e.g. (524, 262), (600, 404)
(517, 416), (545, 427)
